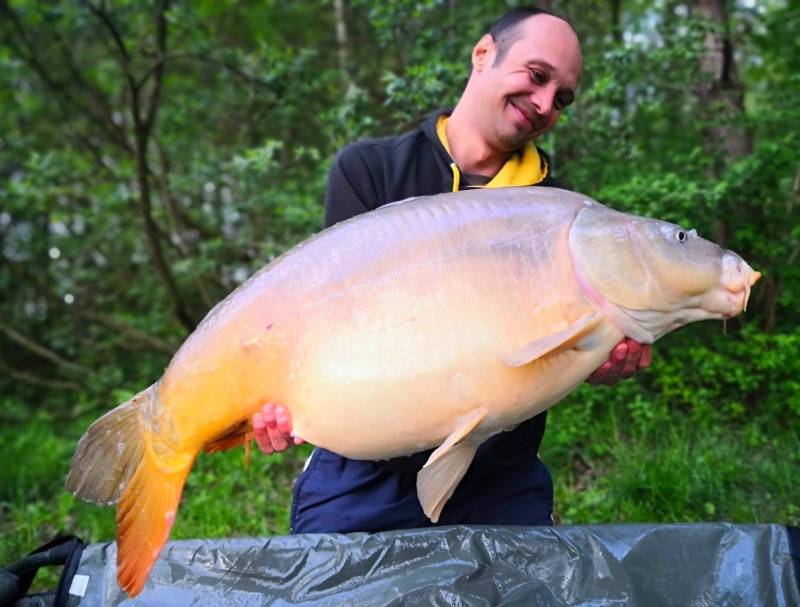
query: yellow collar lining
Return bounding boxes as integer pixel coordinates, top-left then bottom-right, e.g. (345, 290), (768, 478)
(436, 115), (548, 192)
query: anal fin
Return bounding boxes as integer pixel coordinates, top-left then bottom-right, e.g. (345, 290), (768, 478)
(417, 409), (485, 522)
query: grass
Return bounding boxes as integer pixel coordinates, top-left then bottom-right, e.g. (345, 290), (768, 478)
(2, 388), (798, 592)
(544, 391), (800, 526)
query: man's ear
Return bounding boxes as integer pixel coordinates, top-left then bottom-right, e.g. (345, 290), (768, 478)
(471, 34), (495, 72)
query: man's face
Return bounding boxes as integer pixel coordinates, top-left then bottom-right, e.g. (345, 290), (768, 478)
(470, 15), (582, 152)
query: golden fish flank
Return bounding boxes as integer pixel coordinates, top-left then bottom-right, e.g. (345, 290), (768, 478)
(65, 186), (760, 597)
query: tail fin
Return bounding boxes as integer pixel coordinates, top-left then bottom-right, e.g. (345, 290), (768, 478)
(65, 386), (152, 504)
(65, 384), (194, 597)
(115, 439), (192, 596)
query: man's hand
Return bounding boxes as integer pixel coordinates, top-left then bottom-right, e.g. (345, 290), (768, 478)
(587, 338), (652, 385)
(252, 403), (304, 454)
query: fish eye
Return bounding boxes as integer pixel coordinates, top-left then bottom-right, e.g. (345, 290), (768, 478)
(675, 230), (688, 243)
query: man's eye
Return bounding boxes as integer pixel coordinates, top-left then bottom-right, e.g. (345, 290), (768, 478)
(529, 69), (546, 84)
(555, 92), (575, 111)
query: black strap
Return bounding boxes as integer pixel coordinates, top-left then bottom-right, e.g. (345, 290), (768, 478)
(788, 526), (800, 596)
(2, 535), (85, 607)
(52, 536), (85, 607)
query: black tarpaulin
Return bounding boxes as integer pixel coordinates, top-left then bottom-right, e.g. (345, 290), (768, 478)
(65, 524), (800, 606)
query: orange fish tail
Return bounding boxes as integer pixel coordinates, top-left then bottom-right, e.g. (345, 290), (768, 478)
(116, 442), (192, 597)
(65, 384), (194, 597)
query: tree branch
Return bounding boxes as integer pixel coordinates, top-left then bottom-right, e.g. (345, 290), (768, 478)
(0, 359), (80, 391)
(84, 0), (195, 331)
(152, 137), (214, 240)
(79, 311), (178, 354)
(142, 0), (169, 137)
(0, 321), (91, 376)
(50, 24), (126, 142)
(3, 254), (183, 358)
(0, 1), (131, 152)
(83, 0), (132, 65)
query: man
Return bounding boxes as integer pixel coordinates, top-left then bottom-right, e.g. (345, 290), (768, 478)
(253, 6), (651, 532)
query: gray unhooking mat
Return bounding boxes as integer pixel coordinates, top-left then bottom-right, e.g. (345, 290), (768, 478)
(19, 524), (800, 606)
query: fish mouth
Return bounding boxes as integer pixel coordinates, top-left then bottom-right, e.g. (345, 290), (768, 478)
(715, 254), (761, 318)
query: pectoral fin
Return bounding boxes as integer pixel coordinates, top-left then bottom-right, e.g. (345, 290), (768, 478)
(417, 409), (485, 522)
(502, 311), (601, 368)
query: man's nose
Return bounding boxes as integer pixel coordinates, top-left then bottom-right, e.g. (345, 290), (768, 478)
(531, 85), (557, 116)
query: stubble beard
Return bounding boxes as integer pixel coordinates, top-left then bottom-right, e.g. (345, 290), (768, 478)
(495, 120), (530, 152)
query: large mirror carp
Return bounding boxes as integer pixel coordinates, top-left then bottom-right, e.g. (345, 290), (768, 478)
(65, 186), (760, 596)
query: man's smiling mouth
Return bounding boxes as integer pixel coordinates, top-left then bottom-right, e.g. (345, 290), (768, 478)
(509, 99), (537, 130)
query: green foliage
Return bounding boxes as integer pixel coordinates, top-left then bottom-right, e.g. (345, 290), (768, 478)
(383, 62), (465, 125)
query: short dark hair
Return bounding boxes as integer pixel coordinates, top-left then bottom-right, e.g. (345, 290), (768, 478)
(489, 6), (572, 65)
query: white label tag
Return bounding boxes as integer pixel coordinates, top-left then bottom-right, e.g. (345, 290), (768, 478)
(68, 574), (89, 597)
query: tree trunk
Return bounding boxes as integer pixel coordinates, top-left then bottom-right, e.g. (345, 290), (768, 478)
(610, 0), (623, 46)
(333, 0), (352, 90)
(693, 0), (751, 167)
(689, 0), (782, 331)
